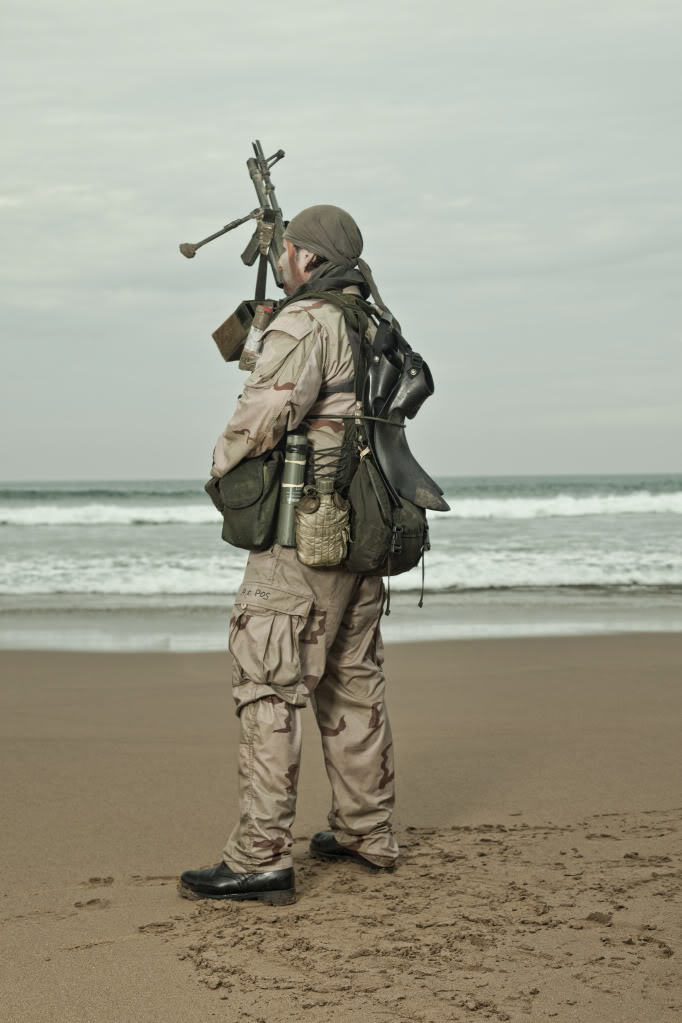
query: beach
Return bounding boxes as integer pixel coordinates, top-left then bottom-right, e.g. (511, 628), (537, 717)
(2, 634), (680, 1022)
(4, 0), (681, 1014)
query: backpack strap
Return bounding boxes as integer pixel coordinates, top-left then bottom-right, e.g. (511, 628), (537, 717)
(288, 290), (402, 509)
(282, 288), (375, 403)
(316, 380), (355, 400)
(371, 316), (393, 359)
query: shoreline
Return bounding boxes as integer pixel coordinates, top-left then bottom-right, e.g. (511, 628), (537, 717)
(1, 625), (682, 655)
(2, 587), (681, 650)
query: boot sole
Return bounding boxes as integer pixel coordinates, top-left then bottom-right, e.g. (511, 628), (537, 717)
(177, 882), (296, 906)
(310, 849), (394, 873)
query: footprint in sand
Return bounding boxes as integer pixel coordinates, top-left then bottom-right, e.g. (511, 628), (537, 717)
(74, 898), (111, 910)
(129, 875), (177, 886)
(138, 921), (175, 934)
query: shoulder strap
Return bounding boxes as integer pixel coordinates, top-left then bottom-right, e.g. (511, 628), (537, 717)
(282, 289), (375, 402)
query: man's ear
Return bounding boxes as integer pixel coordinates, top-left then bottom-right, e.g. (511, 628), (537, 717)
(302, 250), (320, 273)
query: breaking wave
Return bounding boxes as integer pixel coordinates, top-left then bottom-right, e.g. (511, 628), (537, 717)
(439, 491), (682, 520)
(2, 550), (681, 596)
(2, 490), (682, 526)
(0, 504), (221, 526)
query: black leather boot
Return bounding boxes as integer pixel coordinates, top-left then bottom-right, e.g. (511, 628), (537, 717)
(178, 863), (296, 905)
(310, 832), (395, 872)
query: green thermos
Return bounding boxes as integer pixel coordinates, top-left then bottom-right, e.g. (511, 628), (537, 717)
(276, 429), (308, 547)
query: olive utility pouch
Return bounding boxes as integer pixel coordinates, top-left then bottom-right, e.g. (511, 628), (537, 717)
(204, 447), (283, 551)
(345, 457), (428, 577)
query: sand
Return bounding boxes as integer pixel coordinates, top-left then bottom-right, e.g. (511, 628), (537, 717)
(1, 634), (680, 1022)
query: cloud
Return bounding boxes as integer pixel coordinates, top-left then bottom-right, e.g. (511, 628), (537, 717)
(1, 0), (681, 477)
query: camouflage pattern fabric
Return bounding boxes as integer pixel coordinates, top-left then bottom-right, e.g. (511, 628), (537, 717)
(211, 286), (373, 479)
(222, 543), (398, 873)
(216, 292), (397, 872)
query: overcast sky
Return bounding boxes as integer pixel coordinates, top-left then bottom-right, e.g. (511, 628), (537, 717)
(2, 0), (681, 480)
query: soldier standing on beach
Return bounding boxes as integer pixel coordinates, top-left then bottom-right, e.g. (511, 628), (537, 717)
(180, 206), (398, 906)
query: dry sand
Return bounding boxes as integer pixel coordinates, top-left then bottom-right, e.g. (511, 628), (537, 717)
(1, 634), (681, 1022)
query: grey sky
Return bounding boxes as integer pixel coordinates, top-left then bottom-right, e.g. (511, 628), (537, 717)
(2, 0), (681, 480)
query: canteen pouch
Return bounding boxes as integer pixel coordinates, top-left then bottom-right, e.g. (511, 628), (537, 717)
(204, 447), (283, 551)
(295, 485), (350, 567)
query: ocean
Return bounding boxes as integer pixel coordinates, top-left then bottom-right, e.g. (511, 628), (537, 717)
(1, 473), (680, 650)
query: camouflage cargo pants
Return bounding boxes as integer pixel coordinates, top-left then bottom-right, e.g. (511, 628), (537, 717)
(223, 544), (398, 872)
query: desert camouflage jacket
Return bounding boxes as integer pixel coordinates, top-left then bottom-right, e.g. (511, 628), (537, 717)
(211, 286), (371, 479)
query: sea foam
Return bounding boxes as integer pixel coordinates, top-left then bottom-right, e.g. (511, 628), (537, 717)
(2, 489), (682, 526)
(2, 550), (681, 595)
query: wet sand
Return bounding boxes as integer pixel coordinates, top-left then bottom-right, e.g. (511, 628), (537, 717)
(1, 635), (681, 1022)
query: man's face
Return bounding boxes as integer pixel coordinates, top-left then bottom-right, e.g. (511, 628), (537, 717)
(277, 240), (314, 296)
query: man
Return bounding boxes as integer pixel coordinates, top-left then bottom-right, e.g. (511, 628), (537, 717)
(180, 206), (398, 906)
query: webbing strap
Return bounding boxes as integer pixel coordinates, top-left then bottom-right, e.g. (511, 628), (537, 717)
(372, 317), (392, 359)
(304, 414), (405, 428)
(316, 380), (355, 400)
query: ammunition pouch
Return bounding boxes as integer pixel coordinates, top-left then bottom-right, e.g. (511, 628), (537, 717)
(211, 298), (276, 363)
(205, 446), (283, 551)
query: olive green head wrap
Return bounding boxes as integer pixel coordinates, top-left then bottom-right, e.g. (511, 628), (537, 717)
(283, 204), (391, 316)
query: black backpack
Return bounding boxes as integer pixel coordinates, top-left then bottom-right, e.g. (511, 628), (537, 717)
(299, 290), (435, 592)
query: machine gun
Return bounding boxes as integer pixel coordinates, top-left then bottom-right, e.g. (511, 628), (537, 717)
(179, 140), (286, 363)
